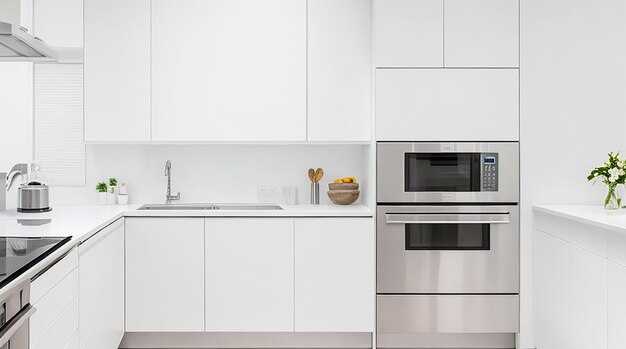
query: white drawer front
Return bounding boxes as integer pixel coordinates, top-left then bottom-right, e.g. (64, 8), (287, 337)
(30, 268), (78, 345)
(31, 248), (78, 304)
(32, 297), (79, 349)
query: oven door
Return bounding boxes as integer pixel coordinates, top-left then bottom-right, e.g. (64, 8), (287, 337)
(377, 142), (519, 203)
(377, 205), (519, 294)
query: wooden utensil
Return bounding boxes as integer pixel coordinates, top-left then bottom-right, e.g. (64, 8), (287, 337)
(308, 168), (316, 183)
(314, 168), (324, 183)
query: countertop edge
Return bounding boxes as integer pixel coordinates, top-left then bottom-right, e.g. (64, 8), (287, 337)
(533, 205), (626, 234)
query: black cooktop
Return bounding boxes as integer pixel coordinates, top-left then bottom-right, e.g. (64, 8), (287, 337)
(0, 236), (72, 288)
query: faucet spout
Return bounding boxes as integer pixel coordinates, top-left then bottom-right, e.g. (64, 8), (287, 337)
(164, 160), (180, 204)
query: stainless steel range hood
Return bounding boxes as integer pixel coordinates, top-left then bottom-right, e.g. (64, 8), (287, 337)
(0, 0), (57, 61)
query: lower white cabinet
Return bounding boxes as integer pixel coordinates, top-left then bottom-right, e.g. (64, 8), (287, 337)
(608, 262), (626, 349)
(30, 248), (79, 349)
(205, 218), (294, 332)
(79, 218), (125, 349)
(534, 229), (609, 349)
(295, 218), (375, 332)
(125, 218), (205, 332)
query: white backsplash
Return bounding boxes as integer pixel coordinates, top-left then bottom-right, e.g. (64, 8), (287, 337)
(50, 144), (369, 206)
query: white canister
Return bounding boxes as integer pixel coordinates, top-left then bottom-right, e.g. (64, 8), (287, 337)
(106, 192), (116, 205)
(117, 194), (129, 205)
(97, 192), (107, 205)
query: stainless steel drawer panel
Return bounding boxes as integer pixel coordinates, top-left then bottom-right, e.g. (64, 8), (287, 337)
(377, 295), (520, 334)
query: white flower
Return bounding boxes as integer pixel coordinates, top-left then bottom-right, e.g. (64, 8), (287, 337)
(609, 168), (621, 183)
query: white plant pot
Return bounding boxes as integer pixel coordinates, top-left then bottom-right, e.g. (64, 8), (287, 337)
(107, 192), (117, 205)
(97, 192), (107, 205)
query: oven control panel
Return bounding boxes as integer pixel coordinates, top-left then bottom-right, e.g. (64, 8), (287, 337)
(481, 154), (498, 191)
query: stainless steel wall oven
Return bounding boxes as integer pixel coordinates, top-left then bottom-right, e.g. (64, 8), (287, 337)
(376, 142), (520, 349)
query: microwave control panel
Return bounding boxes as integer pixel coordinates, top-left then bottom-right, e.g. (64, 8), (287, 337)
(481, 154), (498, 191)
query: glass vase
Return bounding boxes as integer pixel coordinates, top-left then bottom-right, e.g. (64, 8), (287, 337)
(604, 183), (622, 210)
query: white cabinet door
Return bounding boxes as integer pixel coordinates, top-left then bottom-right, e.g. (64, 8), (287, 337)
(151, 0), (306, 142)
(205, 218), (294, 332)
(125, 218), (205, 332)
(33, 0), (83, 48)
(376, 69), (519, 141)
(295, 218), (375, 332)
(307, 0), (371, 141)
(444, 0), (519, 67)
(533, 230), (572, 349)
(84, 0), (150, 141)
(609, 262), (626, 349)
(374, 0), (443, 67)
(79, 218), (124, 349)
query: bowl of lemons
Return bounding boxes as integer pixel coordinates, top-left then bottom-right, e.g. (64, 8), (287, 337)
(327, 177), (360, 205)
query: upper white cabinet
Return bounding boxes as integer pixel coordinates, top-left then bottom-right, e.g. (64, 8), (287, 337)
(374, 0), (519, 68)
(376, 69), (519, 141)
(444, 0), (519, 67)
(84, 0), (150, 141)
(307, 0), (371, 142)
(205, 218), (294, 332)
(125, 218), (205, 332)
(79, 218), (125, 349)
(295, 218), (375, 332)
(374, 0), (443, 67)
(151, 0), (306, 142)
(33, 0), (83, 48)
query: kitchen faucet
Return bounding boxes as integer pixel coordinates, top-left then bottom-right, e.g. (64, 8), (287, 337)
(165, 160), (180, 204)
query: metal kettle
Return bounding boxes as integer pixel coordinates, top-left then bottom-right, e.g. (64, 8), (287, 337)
(17, 182), (51, 213)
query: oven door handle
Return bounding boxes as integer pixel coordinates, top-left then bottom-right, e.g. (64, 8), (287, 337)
(385, 213), (511, 225)
(0, 304), (36, 347)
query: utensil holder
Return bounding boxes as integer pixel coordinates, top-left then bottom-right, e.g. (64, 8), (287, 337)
(310, 182), (320, 205)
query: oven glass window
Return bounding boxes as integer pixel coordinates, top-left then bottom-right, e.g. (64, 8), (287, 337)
(405, 223), (490, 250)
(405, 153), (481, 192)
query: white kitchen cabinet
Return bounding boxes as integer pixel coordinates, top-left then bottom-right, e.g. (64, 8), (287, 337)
(125, 218), (204, 332)
(534, 224), (609, 349)
(571, 245), (607, 349)
(151, 0), (306, 142)
(307, 0), (371, 142)
(608, 262), (626, 349)
(533, 230), (572, 349)
(205, 218), (294, 332)
(30, 248), (79, 349)
(444, 0), (519, 67)
(79, 218), (124, 349)
(294, 218), (375, 332)
(375, 69), (519, 141)
(33, 0), (83, 48)
(84, 0), (150, 141)
(374, 0), (443, 67)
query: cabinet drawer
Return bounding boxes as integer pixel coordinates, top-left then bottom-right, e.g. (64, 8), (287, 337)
(377, 295), (519, 333)
(31, 248), (78, 304)
(30, 269), (78, 345)
(32, 297), (79, 349)
(376, 69), (519, 141)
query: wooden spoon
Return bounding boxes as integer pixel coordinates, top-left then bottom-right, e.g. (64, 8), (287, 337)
(308, 168), (316, 183)
(314, 168), (324, 183)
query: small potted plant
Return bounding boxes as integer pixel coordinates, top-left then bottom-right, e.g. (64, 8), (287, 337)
(107, 178), (118, 205)
(96, 181), (108, 205)
(588, 152), (626, 210)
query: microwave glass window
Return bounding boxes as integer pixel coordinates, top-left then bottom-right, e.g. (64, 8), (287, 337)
(404, 153), (481, 192)
(405, 223), (490, 250)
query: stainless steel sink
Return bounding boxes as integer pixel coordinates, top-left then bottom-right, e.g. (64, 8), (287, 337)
(137, 204), (283, 211)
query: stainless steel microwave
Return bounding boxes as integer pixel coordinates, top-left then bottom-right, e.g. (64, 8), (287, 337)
(377, 142), (519, 203)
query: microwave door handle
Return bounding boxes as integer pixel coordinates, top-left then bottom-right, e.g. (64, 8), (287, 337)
(0, 305), (36, 347)
(385, 213), (511, 225)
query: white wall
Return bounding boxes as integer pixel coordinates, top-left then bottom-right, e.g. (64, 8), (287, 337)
(0, 63), (33, 209)
(521, 0), (626, 347)
(52, 144), (368, 206)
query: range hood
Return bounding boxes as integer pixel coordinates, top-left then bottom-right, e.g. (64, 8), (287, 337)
(0, 0), (57, 61)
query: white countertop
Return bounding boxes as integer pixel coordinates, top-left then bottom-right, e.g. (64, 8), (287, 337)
(534, 205), (626, 234)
